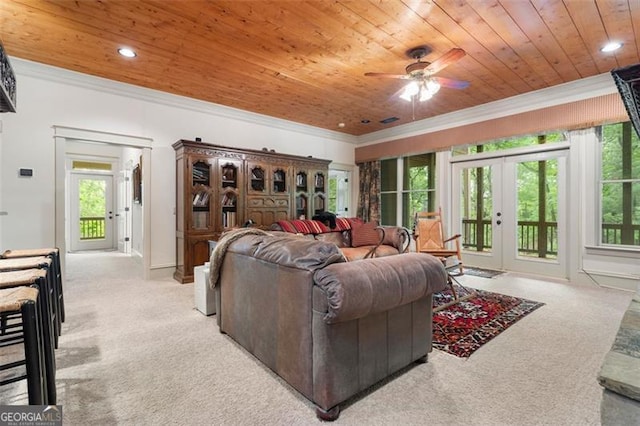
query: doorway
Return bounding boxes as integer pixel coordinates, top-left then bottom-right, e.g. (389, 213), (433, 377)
(328, 169), (351, 217)
(54, 126), (152, 279)
(451, 148), (568, 278)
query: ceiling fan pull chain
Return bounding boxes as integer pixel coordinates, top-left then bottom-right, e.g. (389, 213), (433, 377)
(412, 97), (416, 121)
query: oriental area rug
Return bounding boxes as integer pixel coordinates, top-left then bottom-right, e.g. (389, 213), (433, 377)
(432, 282), (544, 358)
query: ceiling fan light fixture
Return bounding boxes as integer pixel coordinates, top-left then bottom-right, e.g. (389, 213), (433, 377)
(426, 79), (441, 94)
(419, 87), (433, 102)
(400, 81), (420, 102)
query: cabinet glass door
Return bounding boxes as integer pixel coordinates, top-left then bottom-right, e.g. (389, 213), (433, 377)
(249, 165), (265, 192)
(191, 160), (211, 230)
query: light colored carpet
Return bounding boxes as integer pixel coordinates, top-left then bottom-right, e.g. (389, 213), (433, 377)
(1, 251), (633, 425)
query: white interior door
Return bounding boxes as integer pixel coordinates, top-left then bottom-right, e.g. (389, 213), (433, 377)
(116, 170), (131, 253)
(70, 173), (115, 251)
(329, 169), (351, 216)
(452, 149), (568, 278)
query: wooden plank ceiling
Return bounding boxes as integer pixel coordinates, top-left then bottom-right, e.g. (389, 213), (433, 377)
(0, 0), (638, 136)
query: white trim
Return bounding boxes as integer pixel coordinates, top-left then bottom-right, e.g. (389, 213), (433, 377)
(450, 142), (570, 164)
(358, 73), (617, 146)
(579, 269), (639, 291)
(14, 58), (358, 145)
(53, 126), (152, 148)
(585, 245), (640, 258)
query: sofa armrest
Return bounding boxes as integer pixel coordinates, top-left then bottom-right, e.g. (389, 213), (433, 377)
(379, 225), (412, 253)
(313, 253), (447, 324)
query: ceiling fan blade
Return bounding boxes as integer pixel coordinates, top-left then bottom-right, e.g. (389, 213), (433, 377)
(433, 76), (470, 89)
(364, 72), (410, 79)
(425, 48), (466, 74)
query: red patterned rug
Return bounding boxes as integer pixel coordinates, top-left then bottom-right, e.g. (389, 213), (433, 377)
(432, 282), (544, 358)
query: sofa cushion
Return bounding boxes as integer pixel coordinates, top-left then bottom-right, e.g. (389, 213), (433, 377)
(333, 217), (352, 231)
(275, 219), (330, 234)
(350, 221), (381, 247)
(313, 253), (448, 324)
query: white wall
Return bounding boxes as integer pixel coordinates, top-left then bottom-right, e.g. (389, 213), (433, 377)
(0, 59), (356, 271)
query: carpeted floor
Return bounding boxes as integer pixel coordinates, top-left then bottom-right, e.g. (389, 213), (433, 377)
(0, 251), (634, 425)
(432, 283), (545, 357)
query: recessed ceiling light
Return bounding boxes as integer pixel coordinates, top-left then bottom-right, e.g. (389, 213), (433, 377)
(338, 122), (345, 128)
(601, 42), (623, 53)
(118, 47), (137, 58)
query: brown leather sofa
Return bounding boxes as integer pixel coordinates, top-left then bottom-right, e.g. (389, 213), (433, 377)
(270, 217), (411, 261)
(211, 230), (447, 420)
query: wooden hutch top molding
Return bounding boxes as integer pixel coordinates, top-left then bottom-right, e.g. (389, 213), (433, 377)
(172, 139), (331, 167)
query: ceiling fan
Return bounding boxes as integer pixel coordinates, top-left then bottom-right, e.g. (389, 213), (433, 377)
(365, 47), (469, 102)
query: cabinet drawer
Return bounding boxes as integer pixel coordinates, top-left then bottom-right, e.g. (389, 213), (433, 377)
(248, 198), (265, 207)
(248, 197), (289, 208)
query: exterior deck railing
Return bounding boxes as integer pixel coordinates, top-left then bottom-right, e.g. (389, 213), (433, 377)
(80, 216), (105, 240)
(462, 219), (640, 255)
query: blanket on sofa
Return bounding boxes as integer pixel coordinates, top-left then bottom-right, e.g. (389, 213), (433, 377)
(208, 227), (270, 289)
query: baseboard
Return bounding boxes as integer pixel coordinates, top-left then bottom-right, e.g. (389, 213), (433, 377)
(574, 269), (638, 292)
(148, 265), (175, 280)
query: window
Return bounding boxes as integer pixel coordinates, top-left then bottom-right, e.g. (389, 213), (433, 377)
(599, 121), (640, 247)
(381, 153), (436, 227)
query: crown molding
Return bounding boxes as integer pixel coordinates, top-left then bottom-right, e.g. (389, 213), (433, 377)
(11, 58), (358, 144)
(357, 72), (618, 146)
(11, 58), (618, 148)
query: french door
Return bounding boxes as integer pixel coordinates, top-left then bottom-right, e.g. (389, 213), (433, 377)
(69, 173), (115, 251)
(451, 149), (568, 278)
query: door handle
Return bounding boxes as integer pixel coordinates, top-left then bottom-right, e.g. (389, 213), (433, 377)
(496, 220), (502, 225)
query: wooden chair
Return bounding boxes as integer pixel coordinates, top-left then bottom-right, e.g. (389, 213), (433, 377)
(414, 208), (472, 311)
(413, 208), (463, 275)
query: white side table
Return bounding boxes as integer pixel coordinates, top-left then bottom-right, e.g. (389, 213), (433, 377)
(194, 262), (216, 315)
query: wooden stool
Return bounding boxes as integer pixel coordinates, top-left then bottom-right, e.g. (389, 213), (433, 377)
(0, 257), (58, 348)
(0, 269), (57, 404)
(0, 286), (47, 404)
(2, 248), (64, 324)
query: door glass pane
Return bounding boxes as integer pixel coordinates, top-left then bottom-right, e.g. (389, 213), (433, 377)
(516, 159), (558, 259)
(79, 178), (106, 240)
(460, 166), (493, 253)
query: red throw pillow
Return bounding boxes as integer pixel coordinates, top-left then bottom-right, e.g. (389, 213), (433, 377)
(351, 221), (382, 247)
